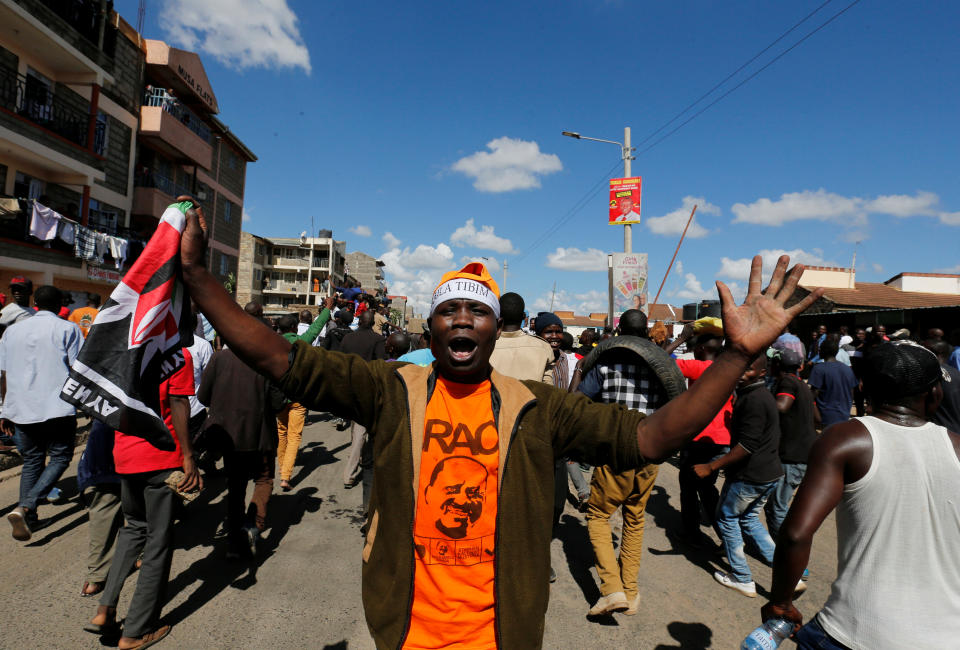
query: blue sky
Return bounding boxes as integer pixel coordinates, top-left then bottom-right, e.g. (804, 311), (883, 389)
(117, 0), (960, 314)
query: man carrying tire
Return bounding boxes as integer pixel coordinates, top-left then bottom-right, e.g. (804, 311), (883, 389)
(573, 309), (673, 617)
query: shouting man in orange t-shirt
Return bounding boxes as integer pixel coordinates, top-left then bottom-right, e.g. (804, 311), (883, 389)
(176, 194), (824, 650)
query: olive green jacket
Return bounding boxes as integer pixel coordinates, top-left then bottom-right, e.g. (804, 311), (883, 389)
(279, 341), (647, 649)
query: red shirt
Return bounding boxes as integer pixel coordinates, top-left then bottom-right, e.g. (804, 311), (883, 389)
(676, 358), (733, 445)
(114, 350), (195, 474)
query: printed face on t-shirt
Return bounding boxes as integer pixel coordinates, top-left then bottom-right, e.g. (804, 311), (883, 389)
(424, 455), (487, 539)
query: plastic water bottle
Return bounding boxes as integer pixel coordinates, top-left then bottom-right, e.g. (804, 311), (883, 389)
(740, 618), (793, 650)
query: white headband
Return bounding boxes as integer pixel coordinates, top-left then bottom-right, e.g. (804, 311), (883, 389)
(430, 278), (500, 318)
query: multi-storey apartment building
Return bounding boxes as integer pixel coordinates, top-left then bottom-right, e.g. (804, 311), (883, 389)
(0, 0), (254, 303)
(345, 251), (386, 298)
(132, 39), (256, 290)
(237, 230), (346, 310)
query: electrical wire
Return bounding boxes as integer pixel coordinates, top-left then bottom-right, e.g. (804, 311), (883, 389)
(633, 0), (836, 149)
(515, 0), (862, 261)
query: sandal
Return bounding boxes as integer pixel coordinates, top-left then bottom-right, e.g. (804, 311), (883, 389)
(83, 619), (121, 635)
(280, 480), (291, 492)
(119, 624), (171, 649)
(81, 581), (104, 597)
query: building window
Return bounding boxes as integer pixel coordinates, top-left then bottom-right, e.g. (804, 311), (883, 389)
(24, 68), (53, 122)
(94, 110), (108, 156)
(219, 255), (229, 276)
(14, 172), (44, 200)
(254, 269), (262, 281)
(223, 200), (232, 223)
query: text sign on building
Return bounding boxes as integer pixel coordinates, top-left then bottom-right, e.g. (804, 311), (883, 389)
(608, 177), (642, 225)
(611, 253), (648, 324)
(87, 266), (122, 284)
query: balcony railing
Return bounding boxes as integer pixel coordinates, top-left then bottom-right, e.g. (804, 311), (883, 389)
(134, 169), (191, 198)
(39, 0), (117, 58)
(0, 64), (104, 152)
(265, 281), (308, 292)
(270, 257), (309, 268)
(143, 88), (211, 142)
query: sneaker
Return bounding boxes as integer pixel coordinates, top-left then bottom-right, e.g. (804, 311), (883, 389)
(7, 507), (31, 541)
(588, 591), (629, 615)
(713, 571), (757, 598)
(794, 579), (808, 595)
(41, 487), (63, 503)
(802, 568), (810, 580)
(549, 567), (557, 583)
(245, 526), (260, 557)
(624, 593), (641, 616)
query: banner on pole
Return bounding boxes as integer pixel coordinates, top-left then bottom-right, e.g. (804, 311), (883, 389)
(611, 252), (648, 325)
(608, 177), (642, 225)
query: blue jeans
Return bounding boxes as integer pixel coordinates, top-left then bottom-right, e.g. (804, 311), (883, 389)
(566, 459), (591, 500)
(764, 462), (807, 540)
(715, 478), (778, 583)
(14, 416), (76, 518)
(795, 615), (852, 649)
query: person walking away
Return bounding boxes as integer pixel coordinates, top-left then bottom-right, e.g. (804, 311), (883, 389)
(198, 345), (285, 559)
(185, 312), (213, 469)
(665, 323), (733, 549)
(178, 196), (821, 650)
(923, 339), (960, 433)
(339, 309), (386, 491)
(763, 348), (817, 540)
(488, 292), (554, 382)
(807, 338), (858, 430)
(0, 276), (35, 328)
(77, 420), (122, 597)
(2, 285), (81, 540)
(86, 349), (202, 648)
(276, 299), (333, 490)
(761, 341), (960, 649)
(693, 356), (792, 598)
(69, 293), (101, 338)
(577, 310), (665, 616)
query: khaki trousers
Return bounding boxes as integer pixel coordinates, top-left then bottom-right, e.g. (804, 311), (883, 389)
(276, 402), (307, 481)
(585, 463), (659, 600)
(84, 484), (123, 583)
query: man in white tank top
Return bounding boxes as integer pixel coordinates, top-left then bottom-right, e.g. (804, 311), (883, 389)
(760, 341), (960, 649)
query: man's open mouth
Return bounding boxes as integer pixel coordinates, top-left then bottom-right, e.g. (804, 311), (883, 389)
(448, 337), (478, 362)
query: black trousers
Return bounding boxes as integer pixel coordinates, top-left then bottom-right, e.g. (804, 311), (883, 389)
(678, 440), (728, 537)
(100, 469), (176, 638)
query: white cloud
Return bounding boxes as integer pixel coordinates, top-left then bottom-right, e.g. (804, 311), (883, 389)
(449, 219), (516, 254)
(384, 270), (445, 315)
(382, 232), (401, 249)
(531, 289), (607, 315)
(158, 0), (311, 73)
(717, 248), (836, 283)
(545, 247), (608, 272)
(864, 191), (939, 217)
(349, 225), (372, 237)
(730, 189), (960, 229)
(381, 242), (456, 313)
(937, 264), (960, 274)
(674, 260), (684, 275)
(872, 263), (884, 273)
(646, 196), (720, 238)
(451, 137), (562, 192)
(731, 189), (864, 226)
(674, 273), (709, 301)
(242, 208), (252, 222)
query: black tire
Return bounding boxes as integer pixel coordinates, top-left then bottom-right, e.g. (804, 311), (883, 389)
(581, 336), (687, 400)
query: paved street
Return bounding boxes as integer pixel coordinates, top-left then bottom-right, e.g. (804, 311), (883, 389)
(0, 415), (837, 649)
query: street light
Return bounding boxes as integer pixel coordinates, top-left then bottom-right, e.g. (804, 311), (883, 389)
(480, 256), (508, 290)
(561, 127), (636, 253)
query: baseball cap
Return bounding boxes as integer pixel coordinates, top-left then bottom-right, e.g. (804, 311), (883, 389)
(863, 340), (949, 401)
(9, 276), (32, 290)
(767, 347), (803, 368)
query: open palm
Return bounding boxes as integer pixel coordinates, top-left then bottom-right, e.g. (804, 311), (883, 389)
(717, 255), (824, 358)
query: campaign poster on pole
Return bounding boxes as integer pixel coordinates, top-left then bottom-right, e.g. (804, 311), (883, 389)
(611, 253), (648, 325)
(608, 177), (642, 225)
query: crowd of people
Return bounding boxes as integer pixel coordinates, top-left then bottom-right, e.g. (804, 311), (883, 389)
(1, 205), (958, 650)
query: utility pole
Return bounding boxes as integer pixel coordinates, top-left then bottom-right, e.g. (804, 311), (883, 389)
(549, 281), (557, 311)
(503, 260), (508, 290)
(623, 126), (632, 254)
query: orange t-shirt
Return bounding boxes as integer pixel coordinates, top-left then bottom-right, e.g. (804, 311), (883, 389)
(68, 306), (99, 337)
(404, 377), (499, 650)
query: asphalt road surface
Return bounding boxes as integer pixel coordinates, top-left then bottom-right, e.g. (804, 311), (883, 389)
(0, 414), (837, 649)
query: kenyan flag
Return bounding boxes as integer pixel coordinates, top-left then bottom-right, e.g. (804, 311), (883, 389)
(60, 202), (195, 450)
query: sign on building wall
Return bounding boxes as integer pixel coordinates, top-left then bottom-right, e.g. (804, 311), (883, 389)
(608, 177), (642, 225)
(611, 253), (648, 324)
(87, 266), (122, 284)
